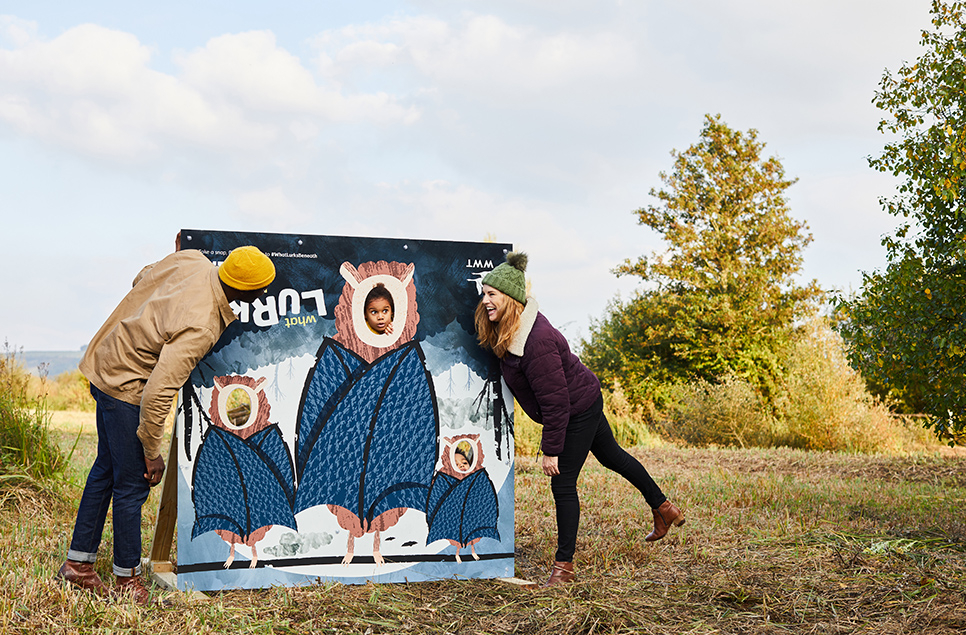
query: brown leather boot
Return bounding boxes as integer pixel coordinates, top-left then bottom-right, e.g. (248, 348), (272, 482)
(114, 575), (153, 606)
(645, 501), (686, 542)
(55, 560), (109, 596)
(541, 561), (575, 587)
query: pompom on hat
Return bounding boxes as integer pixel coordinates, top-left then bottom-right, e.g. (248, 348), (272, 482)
(218, 246), (276, 291)
(482, 252), (528, 304)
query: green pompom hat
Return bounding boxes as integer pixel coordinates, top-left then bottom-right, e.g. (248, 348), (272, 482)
(482, 252), (528, 304)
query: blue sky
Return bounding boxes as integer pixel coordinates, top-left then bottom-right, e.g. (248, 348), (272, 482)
(1, 1), (932, 351)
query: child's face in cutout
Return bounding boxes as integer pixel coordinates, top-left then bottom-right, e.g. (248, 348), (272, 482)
(454, 453), (470, 472)
(365, 297), (393, 334)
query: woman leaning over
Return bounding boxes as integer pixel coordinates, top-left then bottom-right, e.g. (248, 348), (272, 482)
(475, 252), (685, 586)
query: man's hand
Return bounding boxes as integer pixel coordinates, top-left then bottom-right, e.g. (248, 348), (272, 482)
(542, 454), (560, 477)
(144, 454), (165, 487)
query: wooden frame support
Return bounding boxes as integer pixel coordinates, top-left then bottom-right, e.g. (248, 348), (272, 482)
(146, 428), (180, 592)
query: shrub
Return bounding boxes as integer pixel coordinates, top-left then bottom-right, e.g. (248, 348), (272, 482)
(602, 381), (662, 449)
(655, 318), (940, 453)
(772, 317), (935, 453)
(0, 343), (68, 485)
(661, 376), (776, 448)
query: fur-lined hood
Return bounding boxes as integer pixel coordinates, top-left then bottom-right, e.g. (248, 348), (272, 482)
(507, 298), (538, 357)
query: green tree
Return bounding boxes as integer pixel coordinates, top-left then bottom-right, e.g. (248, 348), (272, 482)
(583, 114), (821, 406)
(836, 0), (966, 443)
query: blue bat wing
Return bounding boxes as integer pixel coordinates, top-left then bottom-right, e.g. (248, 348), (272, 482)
(293, 345), (399, 514)
(295, 338), (364, 477)
(192, 426), (297, 540)
(426, 472), (459, 543)
(426, 470), (500, 545)
(458, 469), (500, 543)
(293, 341), (439, 521)
(249, 424), (296, 506)
(361, 342), (439, 521)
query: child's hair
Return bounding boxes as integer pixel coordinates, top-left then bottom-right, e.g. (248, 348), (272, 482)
(364, 283), (394, 316)
(454, 441), (474, 470)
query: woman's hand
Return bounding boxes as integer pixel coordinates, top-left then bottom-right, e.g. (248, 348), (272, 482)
(542, 454), (560, 476)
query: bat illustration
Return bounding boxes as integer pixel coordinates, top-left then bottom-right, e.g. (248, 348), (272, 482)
(191, 375), (297, 568)
(426, 434), (499, 563)
(294, 261), (439, 566)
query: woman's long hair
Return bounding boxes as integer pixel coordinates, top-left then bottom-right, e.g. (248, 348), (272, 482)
(475, 296), (525, 359)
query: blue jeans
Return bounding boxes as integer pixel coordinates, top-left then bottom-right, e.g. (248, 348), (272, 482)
(67, 384), (151, 577)
(550, 393), (667, 562)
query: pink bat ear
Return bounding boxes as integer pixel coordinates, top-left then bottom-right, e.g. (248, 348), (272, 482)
(253, 377), (267, 390)
(340, 262), (362, 288)
(400, 263), (415, 287)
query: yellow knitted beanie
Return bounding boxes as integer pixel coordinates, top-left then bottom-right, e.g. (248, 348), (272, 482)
(218, 246), (276, 291)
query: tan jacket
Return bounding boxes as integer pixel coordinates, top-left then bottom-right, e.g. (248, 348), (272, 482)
(79, 250), (237, 459)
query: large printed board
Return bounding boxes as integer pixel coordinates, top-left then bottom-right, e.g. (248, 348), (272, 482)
(175, 230), (514, 591)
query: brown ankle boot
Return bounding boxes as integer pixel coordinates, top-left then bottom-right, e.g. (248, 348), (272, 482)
(645, 501), (686, 542)
(114, 575), (152, 606)
(541, 561), (575, 587)
(55, 560), (109, 596)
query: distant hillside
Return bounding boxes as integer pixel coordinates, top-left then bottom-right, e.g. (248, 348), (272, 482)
(18, 350), (85, 378)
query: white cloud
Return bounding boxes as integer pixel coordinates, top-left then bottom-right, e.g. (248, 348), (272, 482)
(0, 23), (151, 95)
(0, 15), (36, 48)
(178, 31), (321, 110)
(0, 22), (418, 163)
(0, 24), (270, 157)
(315, 13), (637, 102)
(176, 30), (418, 124)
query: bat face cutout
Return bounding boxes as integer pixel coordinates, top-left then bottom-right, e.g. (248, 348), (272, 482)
(427, 434), (499, 556)
(346, 273), (410, 348)
(192, 374), (297, 562)
(211, 375), (271, 440)
(453, 441), (473, 474)
(334, 260), (419, 363)
(440, 434), (485, 479)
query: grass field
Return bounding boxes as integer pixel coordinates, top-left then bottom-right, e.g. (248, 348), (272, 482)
(1, 411), (965, 634)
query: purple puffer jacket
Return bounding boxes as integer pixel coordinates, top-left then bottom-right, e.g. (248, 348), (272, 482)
(499, 300), (601, 456)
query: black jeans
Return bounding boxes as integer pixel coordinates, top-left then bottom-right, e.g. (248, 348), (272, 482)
(550, 393), (666, 562)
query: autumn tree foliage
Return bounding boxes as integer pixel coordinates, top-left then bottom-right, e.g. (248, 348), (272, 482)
(836, 0), (966, 443)
(583, 114), (821, 406)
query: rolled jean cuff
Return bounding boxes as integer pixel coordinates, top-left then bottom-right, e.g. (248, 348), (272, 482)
(67, 549), (97, 564)
(113, 562), (142, 577)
